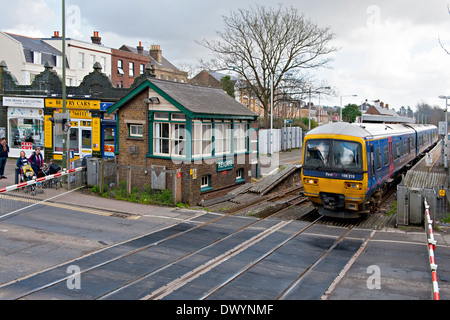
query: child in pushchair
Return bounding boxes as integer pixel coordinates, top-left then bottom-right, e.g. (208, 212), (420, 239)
(21, 164), (38, 196)
(41, 159), (62, 189)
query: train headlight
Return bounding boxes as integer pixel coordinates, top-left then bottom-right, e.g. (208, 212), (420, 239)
(344, 182), (362, 190)
(304, 178), (319, 186)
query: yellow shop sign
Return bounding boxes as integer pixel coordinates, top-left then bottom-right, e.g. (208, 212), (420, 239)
(46, 99), (100, 110)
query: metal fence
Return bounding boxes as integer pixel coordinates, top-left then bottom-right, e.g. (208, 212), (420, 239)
(259, 127), (303, 154)
(0, 166), (85, 220)
(87, 159), (179, 205)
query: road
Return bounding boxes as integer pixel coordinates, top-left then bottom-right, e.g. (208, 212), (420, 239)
(0, 191), (448, 300)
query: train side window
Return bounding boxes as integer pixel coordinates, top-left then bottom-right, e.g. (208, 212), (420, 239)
(376, 148), (382, 170)
(384, 146), (389, 166)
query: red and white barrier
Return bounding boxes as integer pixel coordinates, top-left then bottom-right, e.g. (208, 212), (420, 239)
(0, 167), (85, 194)
(424, 198), (440, 300)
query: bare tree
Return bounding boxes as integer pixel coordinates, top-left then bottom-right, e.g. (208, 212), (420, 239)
(197, 4), (337, 128)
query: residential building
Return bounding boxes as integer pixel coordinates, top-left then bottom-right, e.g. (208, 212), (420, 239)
(0, 31), (77, 85)
(112, 43), (188, 88)
(43, 31), (112, 86)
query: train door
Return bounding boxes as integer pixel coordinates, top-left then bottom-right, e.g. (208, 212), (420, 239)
(388, 137), (394, 178)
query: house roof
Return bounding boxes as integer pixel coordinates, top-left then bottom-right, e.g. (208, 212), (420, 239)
(119, 45), (180, 71)
(108, 78), (258, 120)
(6, 33), (66, 68)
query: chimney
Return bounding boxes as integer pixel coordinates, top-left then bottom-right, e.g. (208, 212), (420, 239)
(150, 45), (162, 64)
(137, 41), (144, 55)
(52, 31), (61, 39)
(91, 31), (102, 45)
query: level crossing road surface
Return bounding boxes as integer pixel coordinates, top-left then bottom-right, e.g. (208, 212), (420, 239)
(0, 189), (448, 300)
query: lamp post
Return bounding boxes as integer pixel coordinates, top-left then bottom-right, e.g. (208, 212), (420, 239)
(340, 94), (357, 122)
(439, 95), (450, 169)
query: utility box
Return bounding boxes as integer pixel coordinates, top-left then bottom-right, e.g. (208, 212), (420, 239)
(409, 188), (424, 225)
(86, 157), (100, 186)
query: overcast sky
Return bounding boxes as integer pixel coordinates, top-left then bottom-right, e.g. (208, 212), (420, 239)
(2, 0), (450, 111)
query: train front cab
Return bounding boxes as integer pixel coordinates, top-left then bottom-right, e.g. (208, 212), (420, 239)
(301, 133), (368, 218)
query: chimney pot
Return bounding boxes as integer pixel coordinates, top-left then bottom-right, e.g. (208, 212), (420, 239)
(91, 31), (102, 45)
(137, 41), (144, 55)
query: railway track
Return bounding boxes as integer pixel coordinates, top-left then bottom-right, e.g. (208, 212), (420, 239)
(0, 206), (365, 300)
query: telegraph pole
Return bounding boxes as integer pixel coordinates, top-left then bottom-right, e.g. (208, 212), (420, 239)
(62, 0), (69, 170)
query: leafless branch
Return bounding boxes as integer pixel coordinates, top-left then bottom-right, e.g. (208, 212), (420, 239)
(196, 4), (337, 128)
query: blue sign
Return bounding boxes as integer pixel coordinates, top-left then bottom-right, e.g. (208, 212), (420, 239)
(100, 102), (114, 112)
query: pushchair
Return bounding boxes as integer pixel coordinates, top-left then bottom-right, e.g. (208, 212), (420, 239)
(21, 164), (37, 196)
(41, 162), (62, 189)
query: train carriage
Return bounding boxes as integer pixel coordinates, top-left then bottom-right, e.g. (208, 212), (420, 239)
(301, 122), (438, 218)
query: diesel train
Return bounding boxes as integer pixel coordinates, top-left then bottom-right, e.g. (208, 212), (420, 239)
(301, 122), (438, 218)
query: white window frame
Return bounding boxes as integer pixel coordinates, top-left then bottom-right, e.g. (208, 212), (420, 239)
(118, 60), (124, 75)
(236, 168), (244, 180)
(129, 62), (134, 77)
(79, 52), (85, 69)
(201, 175), (210, 189)
(234, 123), (247, 153)
(215, 123), (231, 156)
(192, 121), (212, 158)
(129, 124), (143, 138)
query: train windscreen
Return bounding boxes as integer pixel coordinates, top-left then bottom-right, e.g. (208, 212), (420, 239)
(303, 139), (363, 172)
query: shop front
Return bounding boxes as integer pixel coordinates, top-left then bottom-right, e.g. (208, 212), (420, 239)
(3, 97), (45, 158)
(44, 98), (102, 161)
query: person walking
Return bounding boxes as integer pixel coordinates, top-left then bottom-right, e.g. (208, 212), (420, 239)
(0, 138), (9, 179)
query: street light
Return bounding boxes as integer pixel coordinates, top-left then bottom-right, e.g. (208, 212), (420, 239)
(340, 94), (358, 122)
(438, 95), (450, 169)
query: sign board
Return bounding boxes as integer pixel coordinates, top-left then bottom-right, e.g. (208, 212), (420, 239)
(439, 122), (447, 136)
(284, 119), (293, 125)
(100, 102), (114, 112)
(217, 159), (234, 172)
(425, 153), (433, 167)
(46, 99), (100, 110)
(3, 97), (44, 108)
(440, 189), (446, 197)
(21, 142), (33, 150)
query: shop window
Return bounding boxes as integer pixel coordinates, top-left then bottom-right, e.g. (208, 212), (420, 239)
(82, 129), (92, 149)
(129, 124), (143, 138)
(9, 117), (44, 150)
(69, 127), (79, 154)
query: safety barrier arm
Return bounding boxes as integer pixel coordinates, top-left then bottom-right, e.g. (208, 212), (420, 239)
(0, 167), (85, 194)
(424, 198), (440, 300)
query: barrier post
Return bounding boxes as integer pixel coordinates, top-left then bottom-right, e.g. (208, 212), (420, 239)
(424, 198), (440, 300)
